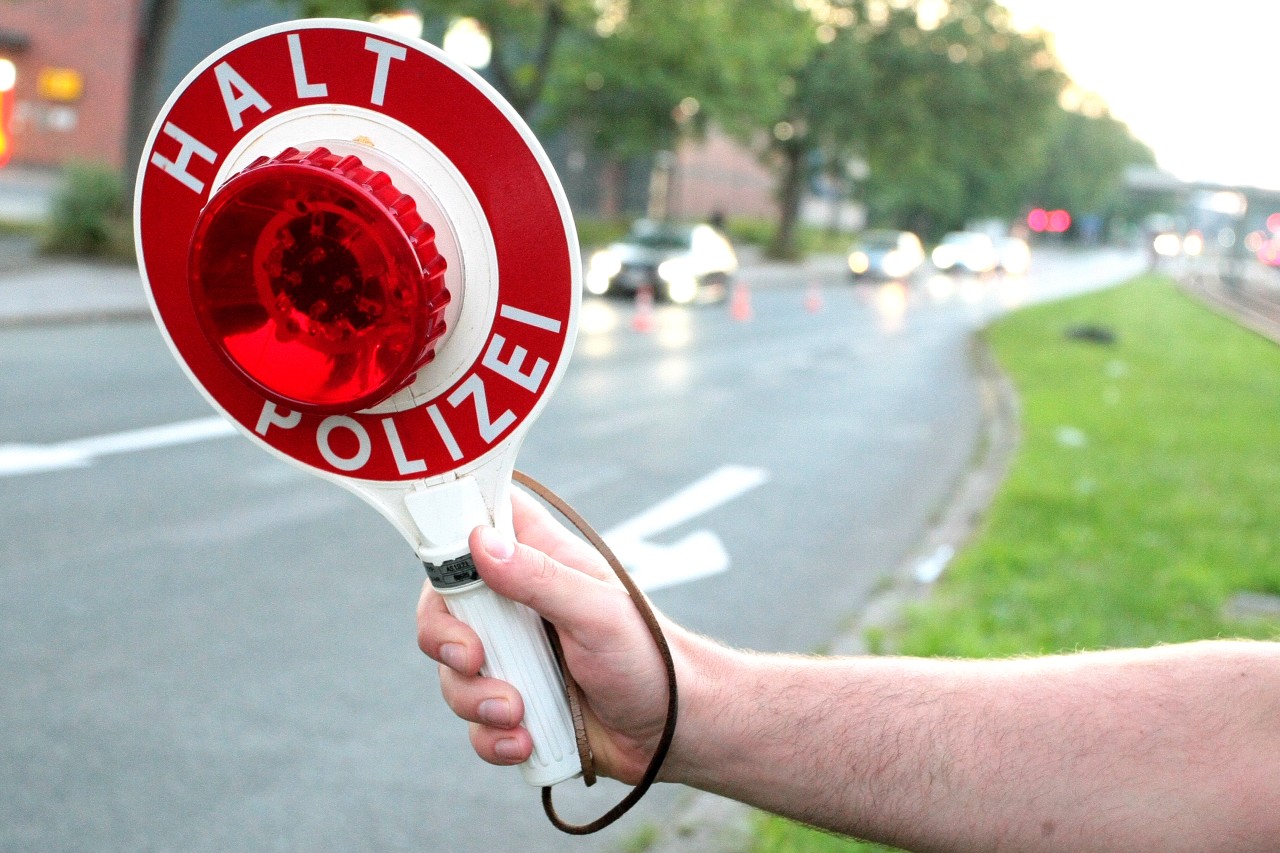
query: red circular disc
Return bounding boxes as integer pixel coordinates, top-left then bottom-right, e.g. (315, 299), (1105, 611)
(136, 20), (578, 482)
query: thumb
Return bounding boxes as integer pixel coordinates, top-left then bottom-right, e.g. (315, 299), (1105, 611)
(469, 525), (626, 637)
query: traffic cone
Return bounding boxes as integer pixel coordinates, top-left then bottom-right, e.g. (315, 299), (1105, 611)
(804, 278), (824, 314)
(631, 283), (656, 333)
(729, 280), (753, 322)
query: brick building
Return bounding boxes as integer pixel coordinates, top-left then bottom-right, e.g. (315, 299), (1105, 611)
(0, 0), (297, 173)
(0, 0), (147, 170)
(670, 129), (777, 223)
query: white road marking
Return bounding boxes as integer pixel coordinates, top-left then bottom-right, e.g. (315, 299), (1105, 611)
(913, 543), (955, 584)
(0, 416), (236, 477)
(603, 465), (770, 591)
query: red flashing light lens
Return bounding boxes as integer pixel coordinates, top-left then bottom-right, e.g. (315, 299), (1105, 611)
(189, 149), (448, 413)
(1027, 208), (1048, 232)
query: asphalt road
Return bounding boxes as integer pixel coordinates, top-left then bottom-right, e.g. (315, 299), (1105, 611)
(0, 246), (1145, 852)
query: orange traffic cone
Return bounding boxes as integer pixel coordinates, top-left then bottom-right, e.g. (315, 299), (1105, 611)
(804, 279), (824, 314)
(631, 283), (656, 333)
(729, 280), (753, 322)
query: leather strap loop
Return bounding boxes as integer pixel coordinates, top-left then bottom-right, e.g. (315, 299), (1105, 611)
(513, 470), (679, 835)
(541, 617), (597, 787)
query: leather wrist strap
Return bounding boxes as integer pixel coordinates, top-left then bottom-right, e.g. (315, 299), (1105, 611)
(512, 470), (680, 835)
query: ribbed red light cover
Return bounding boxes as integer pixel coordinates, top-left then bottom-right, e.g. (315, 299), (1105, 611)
(188, 146), (449, 413)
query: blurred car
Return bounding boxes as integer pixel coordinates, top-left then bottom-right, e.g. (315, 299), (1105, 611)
(847, 229), (925, 280)
(585, 220), (738, 304)
(996, 236), (1031, 275)
(931, 231), (1000, 274)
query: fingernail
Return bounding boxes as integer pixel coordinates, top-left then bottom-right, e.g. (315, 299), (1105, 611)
(439, 643), (466, 671)
(478, 698), (512, 727)
(478, 526), (515, 561)
(494, 738), (523, 761)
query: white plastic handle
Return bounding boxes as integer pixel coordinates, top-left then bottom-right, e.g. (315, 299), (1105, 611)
(440, 580), (581, 786)
(405, 477), (579, 786)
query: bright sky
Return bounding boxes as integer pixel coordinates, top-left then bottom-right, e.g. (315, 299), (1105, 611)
(1001, 1), (1280, 190)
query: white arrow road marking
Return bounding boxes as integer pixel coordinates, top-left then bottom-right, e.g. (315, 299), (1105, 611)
(0, 416), (236, 477)
(602, 465), (770, 592)
(3, 423), (766, 591)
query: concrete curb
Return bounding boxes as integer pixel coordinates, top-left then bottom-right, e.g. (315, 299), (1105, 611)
(0, 305), (154, 328)
(1178, 274), (1280, 347)
(643, 335), (1021, 852)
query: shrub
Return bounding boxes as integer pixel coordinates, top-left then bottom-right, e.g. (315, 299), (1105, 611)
(40, 161), (134, 260)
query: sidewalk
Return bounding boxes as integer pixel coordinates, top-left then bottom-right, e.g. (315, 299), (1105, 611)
(0, 164), (151, 326)
(0, 163), (62, 226)
(0, 254), (151, 326)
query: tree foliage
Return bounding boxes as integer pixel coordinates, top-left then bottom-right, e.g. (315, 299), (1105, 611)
(264, 0), (1153, 252)
(1027, 101), (1156, 218)
(762, 0), (1068, 253)
(543, 0), (812, 158)
(293, 0), (602, 119)
(864, 0), (1064, 237)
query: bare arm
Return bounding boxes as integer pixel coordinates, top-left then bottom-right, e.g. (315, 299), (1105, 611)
(673, 642), (1280, 852)
(417, 492), (1280, 851)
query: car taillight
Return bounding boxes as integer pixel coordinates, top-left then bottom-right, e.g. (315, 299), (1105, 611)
(188, 146), (449, 413)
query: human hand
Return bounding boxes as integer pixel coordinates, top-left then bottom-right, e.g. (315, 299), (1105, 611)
(417, 487), (691, 784)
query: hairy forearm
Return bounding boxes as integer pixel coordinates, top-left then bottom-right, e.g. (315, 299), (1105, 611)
(669, 639), (1280, 852)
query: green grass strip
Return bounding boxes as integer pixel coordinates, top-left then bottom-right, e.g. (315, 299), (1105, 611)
(753, 275), (1280, 853)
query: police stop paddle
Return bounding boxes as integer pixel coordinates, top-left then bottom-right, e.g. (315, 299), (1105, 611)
(135, 19), (583, 789)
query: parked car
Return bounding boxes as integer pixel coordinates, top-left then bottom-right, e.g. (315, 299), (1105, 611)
(585, 220), (738, 304)
(931, 231), (1000, 274)
(847, 229), (925, 281)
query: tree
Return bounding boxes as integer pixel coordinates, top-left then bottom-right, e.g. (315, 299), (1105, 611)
(762, 0), (1066, 256)
(870, 2), (1059, 239)
(760, 5), (875, 258)
(125, 0), (181, 197)
(860, 0), (1064, 239)
(543, 0), (813, 219)
(292, 0), (597, 120)
(1024, 99), (1157, 227)
(545, 0), (805, 156)
(282, 0), (1079, 253)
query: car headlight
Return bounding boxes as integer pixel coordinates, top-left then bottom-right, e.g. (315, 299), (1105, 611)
(975, 254), (998, 273)
(881, 250), (913, 279)
(1001, 243), (1030, 274)
(589, 249), (622, 277)
(587, 249), (622, 294)
(848, 251), (869, 274)
(1153, 233), (1181, 257)
(657, 258), (697, 304)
